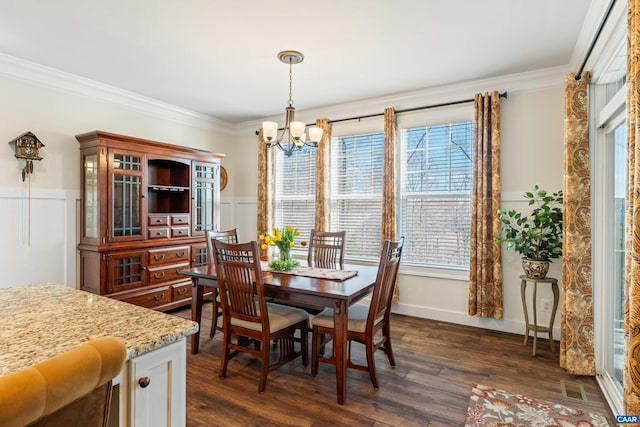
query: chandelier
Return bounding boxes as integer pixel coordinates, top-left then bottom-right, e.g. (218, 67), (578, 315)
(262, 50), (323, 157)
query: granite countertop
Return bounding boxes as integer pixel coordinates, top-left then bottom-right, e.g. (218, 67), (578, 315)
(0, 282), (198, 375)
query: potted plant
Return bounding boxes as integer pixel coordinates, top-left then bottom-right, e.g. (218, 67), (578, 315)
(496, 185), (563, 278)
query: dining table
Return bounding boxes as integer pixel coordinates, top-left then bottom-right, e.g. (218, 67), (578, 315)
(178, 262), (378, 405)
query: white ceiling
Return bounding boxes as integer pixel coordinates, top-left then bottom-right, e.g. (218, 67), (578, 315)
(0, 0), (599, 124)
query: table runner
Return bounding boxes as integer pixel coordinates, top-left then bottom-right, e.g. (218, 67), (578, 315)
(261, 262), (358, 281)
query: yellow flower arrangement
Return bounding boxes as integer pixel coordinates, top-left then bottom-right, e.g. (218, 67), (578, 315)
(259, 225), (300, 271)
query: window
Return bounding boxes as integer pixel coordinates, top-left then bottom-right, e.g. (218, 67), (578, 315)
(272, 120), (473, 268)
(330, 132), (384, 260)
(272, 148), (316, 251)
(399, 122), (473, 268)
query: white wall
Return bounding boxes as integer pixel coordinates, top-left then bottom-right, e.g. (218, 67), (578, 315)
(0, 65), (234, 288)
(0, 54), (567, 339)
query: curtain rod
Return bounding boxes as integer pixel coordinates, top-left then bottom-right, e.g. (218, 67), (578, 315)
(255, 91), (507, 135)
(328, 91), (508, 125)
(575, 0), (617, 81)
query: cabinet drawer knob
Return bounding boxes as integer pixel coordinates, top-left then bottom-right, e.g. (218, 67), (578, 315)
(138, 377), (151, 388)
(155, 231), (162, 236)
(177, 251), (186, 257)
(177, 288), (188, 295)
(153, 254), (165, 261)
(153, 272), (165, 279)
(153, 293), (165, 301)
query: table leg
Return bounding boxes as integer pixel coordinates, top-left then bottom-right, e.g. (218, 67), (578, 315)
(333, 300), (348, 405)
(549, 281), (560, 352)
(191, 279), (204, 354)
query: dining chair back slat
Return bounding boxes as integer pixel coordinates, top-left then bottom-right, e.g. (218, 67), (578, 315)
(205, 228), (240, 338)
(213, 241), (264, 326)
(368, 238), (404, 326)
(308, 230), (345, 269)
(206, 228), (239, 264)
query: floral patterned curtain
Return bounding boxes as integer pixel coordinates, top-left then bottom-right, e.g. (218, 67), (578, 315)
(383, 107), (399, 303)
(257, 129), (273, 255)
(468, 91), (502, 319)
(560, 72), (595, 376)
(625, 0), (640, 412)
(314, 118), (332, 232)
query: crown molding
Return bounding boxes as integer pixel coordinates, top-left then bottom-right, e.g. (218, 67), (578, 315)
(0, 52), (234, 134)
(233, 64), (571, 135)
(0, 51), (571, 138)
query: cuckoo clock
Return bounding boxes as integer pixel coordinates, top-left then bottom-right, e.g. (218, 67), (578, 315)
(8, 131), (44, 181)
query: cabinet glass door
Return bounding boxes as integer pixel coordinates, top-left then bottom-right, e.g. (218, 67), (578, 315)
(83, 153), (98, 240)
(110, 150), (145, 241)
(193, 163), (217, 234)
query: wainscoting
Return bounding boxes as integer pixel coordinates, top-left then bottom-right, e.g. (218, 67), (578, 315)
(0, 188), (78, 288)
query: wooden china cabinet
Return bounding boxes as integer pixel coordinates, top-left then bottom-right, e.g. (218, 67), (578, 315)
(76, 131), (223, 311)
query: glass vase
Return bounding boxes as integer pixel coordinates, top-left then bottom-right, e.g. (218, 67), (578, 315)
(279, 245), (291, 262)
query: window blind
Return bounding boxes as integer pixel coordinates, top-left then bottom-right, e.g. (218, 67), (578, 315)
(273, 148), (316, 251)
(399, 122), (473, 268)
(330, 132), (384, 260)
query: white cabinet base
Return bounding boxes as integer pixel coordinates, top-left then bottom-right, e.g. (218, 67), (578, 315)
(117, 339), (187, 427)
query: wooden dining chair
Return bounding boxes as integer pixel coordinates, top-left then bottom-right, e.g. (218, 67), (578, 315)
(310, 237), (404, 390)
(307, 230), (346, 269)
(211, 240), (309, 393)
(206, 228), (239, 338)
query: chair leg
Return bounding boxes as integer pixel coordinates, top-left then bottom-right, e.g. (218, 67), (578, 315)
(383, 324), (396, 367)
(300, 325), (308, 367)
(210, 292), (219, 338)
(258, 340), (270, 393)
(365, 339), (379, 390)
(319, 332), (327, 356)
(219, 337), (229, 380)
(311, 326), (319, 376)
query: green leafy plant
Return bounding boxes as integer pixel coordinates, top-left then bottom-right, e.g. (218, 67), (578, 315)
(496, 185), (563, 261)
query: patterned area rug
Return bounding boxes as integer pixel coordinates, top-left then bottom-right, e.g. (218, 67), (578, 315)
(464, 384), (611, 427)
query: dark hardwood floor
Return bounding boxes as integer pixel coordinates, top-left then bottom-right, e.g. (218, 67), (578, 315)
(171, 304), (614, 426)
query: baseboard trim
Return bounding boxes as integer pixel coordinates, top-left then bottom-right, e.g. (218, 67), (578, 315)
(392, 302), (561, 339)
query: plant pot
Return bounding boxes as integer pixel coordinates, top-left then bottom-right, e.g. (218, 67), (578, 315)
(522, 258), (549, 279)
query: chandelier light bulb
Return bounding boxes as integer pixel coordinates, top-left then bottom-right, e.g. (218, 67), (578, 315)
(308, 127), (323, 142)
(262, 121), (278, 141)
(290, 121), (305, 140)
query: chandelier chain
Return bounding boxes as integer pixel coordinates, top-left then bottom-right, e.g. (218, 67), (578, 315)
(288, 62), (293, 107)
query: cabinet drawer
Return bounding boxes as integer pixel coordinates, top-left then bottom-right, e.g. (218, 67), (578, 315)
(148, 214), (170, 227)
(171, 282), (192, 302)
(120, 286), (171, 308)
(148, 227), (170, 239)
(147, 262), (190, 285)
(171, 214), (190, 226)
(171, 226), (190, 238)
(148, 246), (190, 266)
